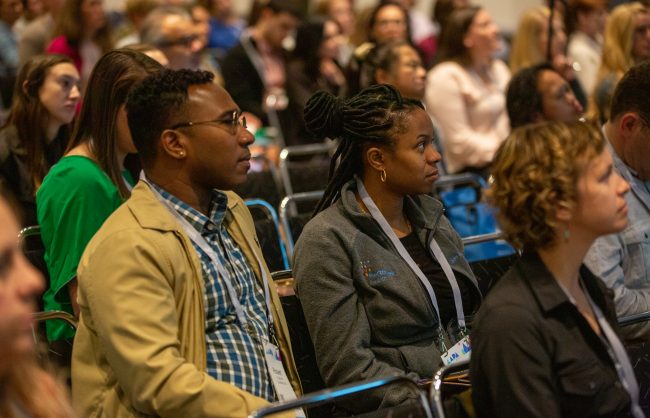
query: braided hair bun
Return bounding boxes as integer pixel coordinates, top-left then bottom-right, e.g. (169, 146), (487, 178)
(304, 90), (345, 140)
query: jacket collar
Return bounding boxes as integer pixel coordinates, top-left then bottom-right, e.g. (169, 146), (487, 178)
(339, 178), (444, 233)
(518, 251), (607, 314)
(126, 181), (241, 232)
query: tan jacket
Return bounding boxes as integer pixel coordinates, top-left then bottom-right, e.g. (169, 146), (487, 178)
(72, 182), (300, 418)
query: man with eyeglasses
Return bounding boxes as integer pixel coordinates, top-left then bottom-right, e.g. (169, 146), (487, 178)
(585, 60), (650, 341)
(71, 69), (300, 418)
(140, 6), (202, 70)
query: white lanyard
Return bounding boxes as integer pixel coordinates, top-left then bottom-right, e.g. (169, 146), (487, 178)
(584, 292), (644, 418)
(140, 174), (274, 340)
(558, 279), (644, 418)
(356, 179), (467, 333)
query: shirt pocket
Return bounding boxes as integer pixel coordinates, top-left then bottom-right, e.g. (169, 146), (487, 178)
(557, 364), (617, 416)
(621, 226), (650, 288)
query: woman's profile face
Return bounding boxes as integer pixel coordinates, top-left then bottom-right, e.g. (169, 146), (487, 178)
(379, 108), (440, 195)
(382, 45), (426, 100)
(371, 4), (408, 44)
(320, 20), (342, 60)
(463, 9), (500, 57)
(38, 63), (81, 129)
(0, 200), (44, 374)
(631, 11), (650, 62)
(81, 0), (106, 34)
(572, 149), (630, 239)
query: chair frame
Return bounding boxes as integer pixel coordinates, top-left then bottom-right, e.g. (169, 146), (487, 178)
(245, 199), (290, 271)
(279, 191), (324, 261)
(430, 358), (471, 418)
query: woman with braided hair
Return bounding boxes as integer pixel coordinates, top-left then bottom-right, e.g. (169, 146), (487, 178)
(293, 84), (481, 412)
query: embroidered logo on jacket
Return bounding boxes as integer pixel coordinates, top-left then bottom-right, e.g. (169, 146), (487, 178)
(361, 260), (396, 283)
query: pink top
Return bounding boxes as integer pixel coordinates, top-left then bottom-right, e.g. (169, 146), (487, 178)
(46, 36), (82, 72)
(425, 60), (511, 174)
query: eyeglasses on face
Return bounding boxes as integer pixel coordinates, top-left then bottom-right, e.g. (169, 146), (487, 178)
(169, 110), (247, 135)
(157, 34), (199, 48)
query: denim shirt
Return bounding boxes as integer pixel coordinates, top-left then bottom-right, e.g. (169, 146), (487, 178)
(585, 140), (650, 340)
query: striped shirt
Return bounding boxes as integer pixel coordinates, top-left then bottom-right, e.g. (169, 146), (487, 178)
(152, 183), (274, 401)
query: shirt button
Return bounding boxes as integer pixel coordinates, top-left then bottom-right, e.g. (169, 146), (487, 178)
(206, 224), (217, 232)
(589, 381), (597, 390)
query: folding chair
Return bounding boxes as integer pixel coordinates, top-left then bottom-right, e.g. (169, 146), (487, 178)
(279, 143), (335, 216)
(246, 199), (290, 272)
(32, 310), (78, 385)
(19, 225), (48, 283)
(461, 232), (519, 297)
(249, 374), (433, 418)
(278, 191), (324, 261)
(434, 174), (515, 263)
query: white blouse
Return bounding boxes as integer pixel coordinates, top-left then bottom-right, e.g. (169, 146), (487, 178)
(425, 60), (511, 174)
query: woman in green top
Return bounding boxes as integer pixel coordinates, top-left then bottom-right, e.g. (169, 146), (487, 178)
(37, 49), (163, 341)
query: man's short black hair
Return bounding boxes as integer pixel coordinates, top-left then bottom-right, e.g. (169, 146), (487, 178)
(610, 60), (650, 124)
(126, 69), (214, 165)
(506, 63), (555, 129)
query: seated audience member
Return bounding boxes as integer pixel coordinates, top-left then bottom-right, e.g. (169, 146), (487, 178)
(220, 0), (301, 146)
(585, 60), (650, 341)
(286, 16), (345, 145)
(393, 0), (437, 67)
(123, 42), (169, 66)
(72, 69), (300, 417)
(200, 0), (244, 59)
(510, 6), (587, 110)
(113, 0), (161, 48)
(0, 187), (76, 418)
(426, 6), (510, 176)
(506, 63), (584, 129)
(471, 121), (641, 418)
(588, 2), (650, 124)
(36, 49), (162, 343)
(17, 0), (64, 66)
(361, 40), (426, 100)
(0, 54), (80, 225)
(566, 0), (608, 97)
(0, 0), (23, 108)
(294, 84), (481, 412)
(139, 6), (202, 70)
(46, 0), (112, 90)
(12, 0), (45, 41)
(313, 0), (355, 66)
(347, 1), (411, 96)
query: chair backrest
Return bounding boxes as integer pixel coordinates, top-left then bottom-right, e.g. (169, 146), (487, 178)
(279, 191), (324, 261)
(249, 374), (433, 418)
(271, 270), (326, 403)
(234, 163), (283, 209)
(279, 142), (335, 214)
(461, 232), (519, 297)
(246, 199), (290, 272)
(32, 310), (78, 385)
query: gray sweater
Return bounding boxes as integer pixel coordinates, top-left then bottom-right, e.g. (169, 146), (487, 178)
(293, 179), (480, 411)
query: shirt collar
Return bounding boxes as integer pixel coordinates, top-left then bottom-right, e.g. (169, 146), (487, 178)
(517, 251), (604, 313)
(149, 181), (229, 235)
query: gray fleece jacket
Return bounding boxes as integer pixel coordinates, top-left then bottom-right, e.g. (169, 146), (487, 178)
(293, 179), (481, 412)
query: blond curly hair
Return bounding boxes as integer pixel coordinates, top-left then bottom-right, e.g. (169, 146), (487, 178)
(486, 121), (605, 250)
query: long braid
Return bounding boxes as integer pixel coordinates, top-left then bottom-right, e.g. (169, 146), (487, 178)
(304, 84), (424, 215)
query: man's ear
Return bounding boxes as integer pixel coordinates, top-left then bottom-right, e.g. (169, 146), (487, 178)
(619, 112), (641, 142)
(365, 146), (385, 172)
(160, 129), (188, 159)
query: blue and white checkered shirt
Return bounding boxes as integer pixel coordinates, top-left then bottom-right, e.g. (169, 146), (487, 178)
(151, 183), (275, 401)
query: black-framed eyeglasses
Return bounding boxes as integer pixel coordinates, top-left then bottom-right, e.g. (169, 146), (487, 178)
(170, 110), (247, 135)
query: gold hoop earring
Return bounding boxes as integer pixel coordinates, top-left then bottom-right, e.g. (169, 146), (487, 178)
(380, 169), (387, 183)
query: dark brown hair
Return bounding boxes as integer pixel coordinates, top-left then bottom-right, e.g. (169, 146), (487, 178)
(66, 49), (163, 198)
(53, 0), (112, 51)
(436, 6), (481, 65)
(3, 54), (74, 188)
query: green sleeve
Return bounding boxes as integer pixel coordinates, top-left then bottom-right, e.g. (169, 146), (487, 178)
(37, 157), (123, 339)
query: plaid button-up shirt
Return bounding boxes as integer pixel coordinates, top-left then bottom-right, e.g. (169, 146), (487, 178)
(152, 183), (274, 401)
